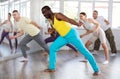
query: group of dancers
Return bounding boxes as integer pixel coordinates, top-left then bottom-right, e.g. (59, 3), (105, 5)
(0, 6), (117, 76)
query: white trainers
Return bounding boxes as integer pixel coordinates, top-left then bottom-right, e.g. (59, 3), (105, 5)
(103, 60), (109, 65)
(92, 50), (98, 55)
(111, 53), (116, 56)
(19, 57), (28, 62)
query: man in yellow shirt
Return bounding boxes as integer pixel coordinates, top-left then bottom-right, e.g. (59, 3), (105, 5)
(41, 6), (100, 75)
(10, 10), (49, 62)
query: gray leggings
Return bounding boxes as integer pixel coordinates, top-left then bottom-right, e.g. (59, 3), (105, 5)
(20, 33), (49, 58)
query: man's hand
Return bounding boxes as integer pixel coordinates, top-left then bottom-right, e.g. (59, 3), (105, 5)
(80, 34), (85, 38)
(78, 21), (83, 26)
(38, 26), (43, 30)
(45, 32), (49, 35)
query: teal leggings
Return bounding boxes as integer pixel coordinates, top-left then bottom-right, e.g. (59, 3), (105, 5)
(49, 28), (99, 72)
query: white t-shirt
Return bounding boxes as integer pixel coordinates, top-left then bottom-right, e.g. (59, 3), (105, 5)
(96, 16), (110, 31)
(16, 17), (40, 36)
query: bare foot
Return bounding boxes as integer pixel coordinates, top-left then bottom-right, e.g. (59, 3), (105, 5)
(75, 51), (79, 57)
(44, 69), (55, 72)
(79, 59), (88, 62)
(93, 71), (101, 76)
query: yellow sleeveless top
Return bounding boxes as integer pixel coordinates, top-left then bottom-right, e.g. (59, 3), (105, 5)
(52, 16), (71, 36)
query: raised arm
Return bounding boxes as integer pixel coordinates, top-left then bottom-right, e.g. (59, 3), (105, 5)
(45, 27), (55, 35)
(56, 13), (81, 26)
(104, 19), (109, 25)
(10, 30), (24, 39)
(89, 18), (100, 32)
(0, 20), (7, 26)
(30, 21), (42, 29)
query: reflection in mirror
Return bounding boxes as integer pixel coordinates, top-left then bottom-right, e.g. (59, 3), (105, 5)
(0, 0), (30, 61)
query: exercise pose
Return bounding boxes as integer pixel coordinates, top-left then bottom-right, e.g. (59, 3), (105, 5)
(42, 6), (100, 75)
(10, 10), (49, 61)
(45, 27), (79, 57)
(79, 12), (109, 64)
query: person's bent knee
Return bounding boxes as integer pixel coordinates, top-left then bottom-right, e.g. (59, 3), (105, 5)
(102, 43), (107, 49)
(19, 42), (26, 47)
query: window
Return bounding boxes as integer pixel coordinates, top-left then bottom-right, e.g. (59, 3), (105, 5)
(44, 1), (60, 12)
(64, 1), (78, 20)
(1, 0), (120, 28)
(80, 2), (93, 18)
(0, 0), (30, 21)
(112, 3), (120, 28)
(20, 1), (30, 17)
(113, 0), (120, 2)
(0, 5), (8, 21)
(95, 0), (109, 1)
(14, 1), (20, 10)
(95, 2), (108, 19)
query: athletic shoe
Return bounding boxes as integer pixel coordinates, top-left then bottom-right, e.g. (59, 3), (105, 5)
(110, 53), (116, 56)
(19, 57), (28, 62)
(103, 60), (109, 65)
(92, 50), (98, 55)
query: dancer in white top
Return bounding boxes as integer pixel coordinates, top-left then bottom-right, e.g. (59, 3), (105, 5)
(93, 10), (117, 56)
(79, 12), (109, 64)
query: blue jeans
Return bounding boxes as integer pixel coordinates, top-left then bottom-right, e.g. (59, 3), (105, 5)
(49, 28), (99, 72)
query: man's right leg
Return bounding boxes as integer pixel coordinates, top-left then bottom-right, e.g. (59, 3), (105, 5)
(19, 35), (32, 59)
(66, 28), (100, 74)
(45, 36), (68, 72)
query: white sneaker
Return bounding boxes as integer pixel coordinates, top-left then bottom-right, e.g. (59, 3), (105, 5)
(92, 50), (98, 55)
(11, 49), (14, 54)
(111, 53), (116, 56)
(103, 60), (109, 65)
(19, 57), (28, 62)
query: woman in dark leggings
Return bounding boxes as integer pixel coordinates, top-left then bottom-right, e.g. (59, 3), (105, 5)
(0, 13), (18, 53)
(44, 28), (79, 57)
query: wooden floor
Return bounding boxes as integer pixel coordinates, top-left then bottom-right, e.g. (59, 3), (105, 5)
(0, 44), (120, 79)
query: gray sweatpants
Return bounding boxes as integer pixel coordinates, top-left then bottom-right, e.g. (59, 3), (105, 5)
(19, 33), (49, 58)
